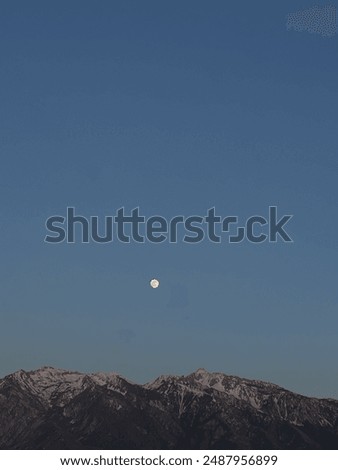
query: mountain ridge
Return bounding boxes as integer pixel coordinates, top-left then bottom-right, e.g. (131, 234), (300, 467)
(0, 366), (337, 449)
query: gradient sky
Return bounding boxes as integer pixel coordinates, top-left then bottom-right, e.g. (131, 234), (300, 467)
(0, 1), (337, 398)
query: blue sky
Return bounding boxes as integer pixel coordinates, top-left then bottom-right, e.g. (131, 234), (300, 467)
(0, 1), (337, 398)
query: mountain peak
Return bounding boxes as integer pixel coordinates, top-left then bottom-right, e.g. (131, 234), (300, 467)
(194, 367), (210, 375)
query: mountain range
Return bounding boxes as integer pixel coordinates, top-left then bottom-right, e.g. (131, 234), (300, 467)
(0, 366), (337, 449)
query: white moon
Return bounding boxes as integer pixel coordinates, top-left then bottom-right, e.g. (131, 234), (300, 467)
(150, 278), (160, 289)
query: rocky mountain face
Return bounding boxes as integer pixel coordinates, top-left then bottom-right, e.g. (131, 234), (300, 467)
(0, 367), (337, 449)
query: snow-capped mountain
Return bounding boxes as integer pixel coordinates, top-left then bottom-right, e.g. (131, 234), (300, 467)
(0, 367), (337, 449)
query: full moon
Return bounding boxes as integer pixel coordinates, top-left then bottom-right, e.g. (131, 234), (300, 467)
(150, 278), (160, 289)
